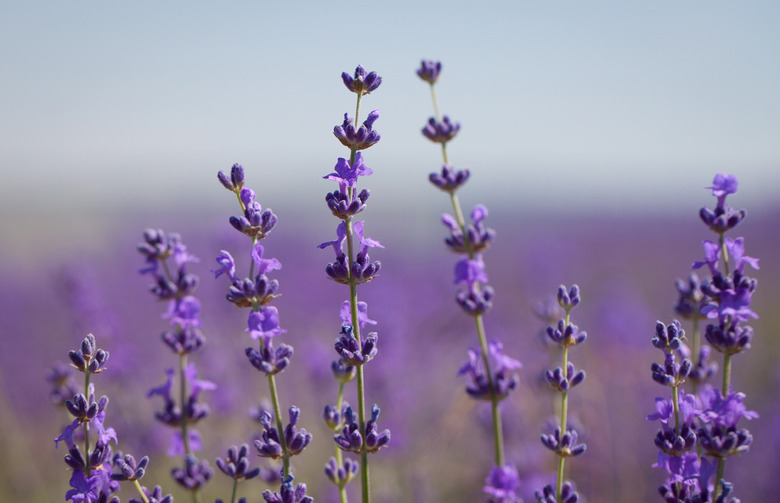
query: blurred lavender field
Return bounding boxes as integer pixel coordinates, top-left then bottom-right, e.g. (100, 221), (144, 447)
(2, 198), (778, 502)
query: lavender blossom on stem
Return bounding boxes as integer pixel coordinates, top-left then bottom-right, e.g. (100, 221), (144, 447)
(214, 165), (311, 485)
(138, 230), (212, 503)
(417, 59), (516, 480)
(320, 64), (388, 503)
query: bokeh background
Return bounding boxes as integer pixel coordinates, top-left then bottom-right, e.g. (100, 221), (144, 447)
(1, 1), (778, 502)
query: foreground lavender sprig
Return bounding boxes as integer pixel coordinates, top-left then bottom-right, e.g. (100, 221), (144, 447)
(535, 286), (587, 503)
(647, 175), (758, 502)
(692, 175), (759, 499)
(214, 164), (312, 488)
(138, 229), (214, 502)
(318, 64), (388, 503)
(417, 59), (519, 493)
(55, 334), (170, 503)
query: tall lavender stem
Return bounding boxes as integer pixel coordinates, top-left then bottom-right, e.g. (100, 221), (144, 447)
(416, 61), (520, 496)
(321, 65), (390, 503)
(214, 165), (312, 493)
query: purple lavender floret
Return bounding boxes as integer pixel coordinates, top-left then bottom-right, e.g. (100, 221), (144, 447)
(111, 453), (149, 482)
(330, 359), (356, 384)
(546, 320), (588, 348)
(68, 333), (110, 374)
(341, 65), (382, 95)
(333, 110), (381, 151)
(687, 345), (718, 385)
(246, 341), (294, 375)
(674, 273), (705, 320)
(535, 481), (580, 503)
(284, 406), (313, 456)
(335, 324), (378, 366)
(696, 388), (757, 459)
(483, 463), (521, 503)
(171, 454), (212, 490)
(540, 427), (587, 458)
(147, 364), (215, 428)
(456, 284), (495, 316)
(255, 410), (284, 458)
(429, 164), (470, 193)
(326, 187), (370, 219)
(216, 444), (261, 481)
(130, 485), (173, 503)
(442, 205), (496, 254)
(217, 163), (246, 192)
(458, 340), (521, 401)
(334, 404), (390, 453)
(417, 59), (443, 84)
(652, 320), (685, 351)
(557, 284), (581, 311)
(262, 475), (314, 503)
(651, 351), (693, 387)
(229, 187), (279, 239)
(324, 456), (359, 487)
(545, 361), (586, 392)
(699, 174), (746, 234)
(704, 321), (753, 356)
(422, 115), (461, 144)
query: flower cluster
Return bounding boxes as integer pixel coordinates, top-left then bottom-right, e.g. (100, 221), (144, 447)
(55, 334), (171, 503)
(319, 64), (389, 502)
(214, 163), (311, 492)
(535, 285), (587, 503)
(418, 58), (520, 499)
(138, 229), (214, 494)
(649, 174), (758, 502)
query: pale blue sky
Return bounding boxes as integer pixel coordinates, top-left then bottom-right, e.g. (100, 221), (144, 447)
(2, 1), (779, 222)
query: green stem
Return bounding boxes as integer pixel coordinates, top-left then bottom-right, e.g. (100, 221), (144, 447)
(429, 83), (441, 122)
(133, 480), (151, 503)
(556, 312), (571, 501)
(230, 478), (238, 503)
(84, 372), (91, 477)
(344, 217), (370, 503)
(266, 368), (291, 478)
(335, 383), (349, 503)
(449, 184), (506, 467)
(179, 354), (192, 457)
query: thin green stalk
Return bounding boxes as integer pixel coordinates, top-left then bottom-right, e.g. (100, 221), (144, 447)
(344, 216), (370, 503)
(179, 354), (192, 457)
(334, 382), (349, 503)
(556, 312), (571, 501)
(133, 480), (151, 503)
(84, 372), (91, 477)
(448, 189), (504, 467)
(266, 367), (291, 478)
(230, 479), (238, 503)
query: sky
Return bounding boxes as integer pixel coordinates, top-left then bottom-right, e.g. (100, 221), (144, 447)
(1, 1), (779, 228)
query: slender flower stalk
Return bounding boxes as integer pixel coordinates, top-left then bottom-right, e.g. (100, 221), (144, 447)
(319, 65), (389, 503)
(417, 59), (520, 498)
(692, 174), (758, 499)
(138, 230), (214, 503)
(214, 165), (312, 492)
(55, 333), (173, 503)
(536, 286), (587, 503)
(648, 175), (758, 502)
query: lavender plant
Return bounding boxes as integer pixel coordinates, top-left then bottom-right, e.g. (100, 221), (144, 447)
(417, 59), (521, 499)
(318, 65), (390, 503)
(138, 229), (214, 502)
(214, 164), (313, 496)
(693, 175), (758, 499)
(647, 174), (759, 502)
(535, 286), (587, 503)
(55, 333), (173, 503)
